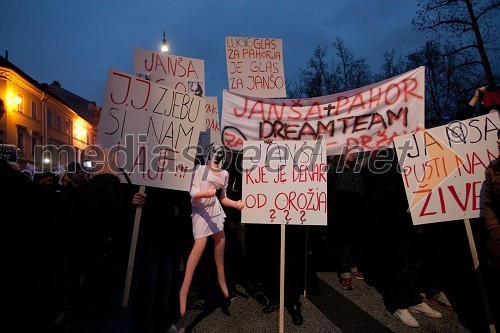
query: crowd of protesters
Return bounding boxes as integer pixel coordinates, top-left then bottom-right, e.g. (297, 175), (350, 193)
(2, 86), (499, 333)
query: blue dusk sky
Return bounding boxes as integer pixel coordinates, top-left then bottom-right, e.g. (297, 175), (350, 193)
(1, 1), (426, 106)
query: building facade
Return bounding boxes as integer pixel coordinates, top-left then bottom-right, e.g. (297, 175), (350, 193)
(0, 54), (100, 172)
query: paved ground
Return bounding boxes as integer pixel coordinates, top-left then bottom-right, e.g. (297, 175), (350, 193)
(63, 269), (487, 333)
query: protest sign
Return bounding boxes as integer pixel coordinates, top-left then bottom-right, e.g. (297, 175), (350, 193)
(241, 139), (327, 225)
(222, 66), (425, 156)
(226, 36), (286, 98)
(198, 96), (221, 156)
(393, 112), (499, 225)
(97, 68), (205, 191)
(0, 144), (17, 162)
(123, 49), (205, 307)
(134, 47), (205, 96)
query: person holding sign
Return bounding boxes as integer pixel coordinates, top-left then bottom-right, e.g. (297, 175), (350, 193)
(364, 148), (443, 328)
(482, 130), (500, 324)
(456, 85), (499, 120)
(484, 132), (500, 263)
(327, 149), (367, 290)
(178, 143), (244, 319)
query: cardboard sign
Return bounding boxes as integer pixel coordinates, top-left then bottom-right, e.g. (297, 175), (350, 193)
(198, 96), (221, 156)
(393, 112), (499, 224)
(241, 140), (327, 225)
(97, 68), (205, 191)
(226, 36), (286, 98)
(0, 144), (17, 162)
(134, 47), (205, 96)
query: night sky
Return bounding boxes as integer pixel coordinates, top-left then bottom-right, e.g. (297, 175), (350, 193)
(1, 1), (426, 106)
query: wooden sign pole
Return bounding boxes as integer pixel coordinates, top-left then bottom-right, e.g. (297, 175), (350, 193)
(279, 223), (286, 333)
(303, 226), (309, 298)
(463, 219), (496, 333)
(122, 185), (146, 307)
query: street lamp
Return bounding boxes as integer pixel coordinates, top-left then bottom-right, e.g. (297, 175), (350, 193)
(161, 31), (169, 53)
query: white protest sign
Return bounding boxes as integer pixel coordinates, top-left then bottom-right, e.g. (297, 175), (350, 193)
(393, 112), (499, 225)
(241, 140), (327, 225)
(134, 47), (205, 96)
(198, 96), (221, 156)
(222, 67), (425, 156)
(205, 96), (221, 142)
(226, 36), (286, 98)
(97, 68), (205, 191)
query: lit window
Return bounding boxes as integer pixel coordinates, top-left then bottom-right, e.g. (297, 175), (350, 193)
(14, 94), (23, 113)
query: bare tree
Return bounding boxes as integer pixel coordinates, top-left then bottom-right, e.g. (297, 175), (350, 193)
(296, 46), (341, 97)
(332, 37), (372, 90)
(413, 0), (499, 86)
(286, 78), (305, 99)
(290, 38), (374, 98)
(407, 41), (475, 123)
(373, 49), (408, 82)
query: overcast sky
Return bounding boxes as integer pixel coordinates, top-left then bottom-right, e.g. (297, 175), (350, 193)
(1, 1), (426, 106)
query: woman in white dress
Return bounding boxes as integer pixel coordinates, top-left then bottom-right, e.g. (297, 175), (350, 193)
(179, 143), (244, 317)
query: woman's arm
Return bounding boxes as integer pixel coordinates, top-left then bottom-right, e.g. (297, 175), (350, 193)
(469, 86), (486, 107)
(220, 197), (244, 210)
(218, 170), (244, 210)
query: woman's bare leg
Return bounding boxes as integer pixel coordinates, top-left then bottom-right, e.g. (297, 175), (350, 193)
(212, 231), (229, 298)
(179, 237), (207, 316)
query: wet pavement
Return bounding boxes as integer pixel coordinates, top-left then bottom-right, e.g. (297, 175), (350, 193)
(61, 269), (492, 333)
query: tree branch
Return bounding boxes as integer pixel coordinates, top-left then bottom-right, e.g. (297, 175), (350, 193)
(424, 18), (473, 30)
(442, 43), (477, 56)
(448, 60), (483, 72)
(477, 2), (500, 21)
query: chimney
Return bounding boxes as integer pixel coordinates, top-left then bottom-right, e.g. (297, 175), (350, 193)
(5, 50), (8, 61)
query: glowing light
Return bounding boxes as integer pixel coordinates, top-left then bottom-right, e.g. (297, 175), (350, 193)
(161, 31), (169, 53)
(73, 125), (87, 141)
(13, 96), (22, 104)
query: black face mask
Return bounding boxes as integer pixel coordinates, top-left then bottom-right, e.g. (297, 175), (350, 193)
(212, 149), (224, 164)
(209, 144), (225, 165)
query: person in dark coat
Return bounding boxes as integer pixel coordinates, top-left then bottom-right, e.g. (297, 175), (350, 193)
(327, 150), (368, 290)
(365, 148), (442, 328)
(68, 162), (127, 315)
(130, 186), (192, 333)
(482, 130), (500, 325)
(2, 159), (53, 332)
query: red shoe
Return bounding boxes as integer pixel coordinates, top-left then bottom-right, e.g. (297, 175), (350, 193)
(353, 271), (365, 280)
(428, 292), (454, 311)
(342, 278), (353, 290)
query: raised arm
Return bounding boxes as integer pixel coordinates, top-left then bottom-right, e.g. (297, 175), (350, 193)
(218, 170), (244, 210)
(469, 86), (486, 107)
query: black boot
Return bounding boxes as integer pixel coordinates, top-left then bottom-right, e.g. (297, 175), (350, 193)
(288, 302), (303, 325)
(263, 299), (279, 313)
(221, 296), (231, 316)
(174, 315), (187, 333)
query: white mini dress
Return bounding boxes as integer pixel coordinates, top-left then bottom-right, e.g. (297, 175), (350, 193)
(190, 165), (228, 239)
